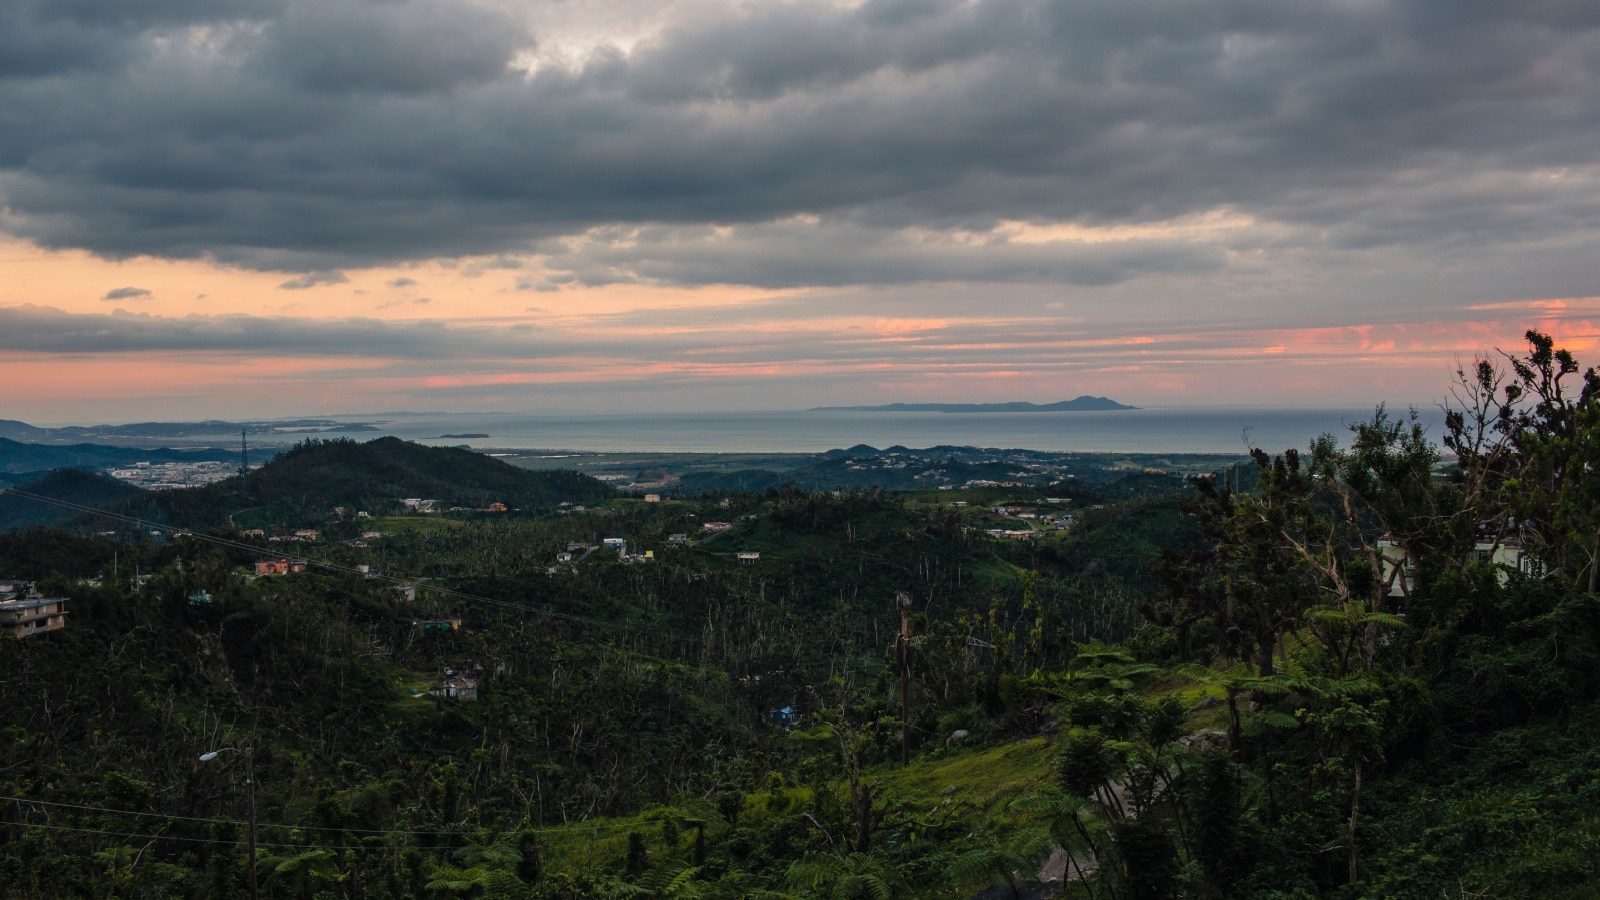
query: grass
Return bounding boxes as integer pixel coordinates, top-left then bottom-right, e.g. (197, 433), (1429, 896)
(878, 737), (1055, 825)
(364, 515), (468, 534)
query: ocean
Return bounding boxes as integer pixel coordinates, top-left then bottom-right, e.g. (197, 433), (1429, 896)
(303, 406), (1441, 455)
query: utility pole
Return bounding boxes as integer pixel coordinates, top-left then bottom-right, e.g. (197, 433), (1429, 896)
(200, 746), (257, 900)
(245, 746), (257, 900)
(239, 430), (250, 494)
(896, 591), (912, 768)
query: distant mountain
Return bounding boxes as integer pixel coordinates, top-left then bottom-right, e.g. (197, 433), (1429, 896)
(129, 436), (616, 528)
(0, 437), (241, 474)
(813, 396), (1138, 412)
(0, 418), (378, 445)
(0, 469), (145, 531)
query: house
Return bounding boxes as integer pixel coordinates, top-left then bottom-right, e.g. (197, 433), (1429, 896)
(556, 551), (573, 563)
(737, 551), (760, 564)
(293, 530), (319, 541)
(440, 676), (477, 702)
(188, 590), (212, 607)
(603, 537), (628, 556)
(0, 580), (26, 598)
(253, 559), (309, 576)
(702, 522), (732, 533)
(486, 502), (507, 512)
(361, 531), (383, 539)
(644, 494), (661, 503)
(1, 597), (67, 638)
(668, 533), (689, 544)
(1377, 538), (1417, 598)
(392, 583), (417, 602)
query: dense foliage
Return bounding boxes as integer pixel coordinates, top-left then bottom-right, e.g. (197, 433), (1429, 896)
(6, 333), (1600, 897)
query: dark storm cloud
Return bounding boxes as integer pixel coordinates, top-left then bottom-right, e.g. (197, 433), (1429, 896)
(544, 221), (1227, 288)
(0, 305), (548, 358)
(2, 0), (1598, 286)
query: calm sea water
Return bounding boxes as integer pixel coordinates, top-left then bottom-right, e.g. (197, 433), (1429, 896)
(304, 407), (1441, 455)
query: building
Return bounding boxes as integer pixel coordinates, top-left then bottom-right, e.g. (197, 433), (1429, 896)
(253, 559), (309, 576)
(1, 597), (67, 638)
(643, 493), (661, 503)
(392, 583), (417, 602)
(1377, 538), (1417, 598)
(737, 551), (760, 564)
(668, 533), (689, 544)
(440, 676), (478, 701)
(603, 537), (628, 555)
(0, 580), (26, 598)
(702, 522), (732, 533)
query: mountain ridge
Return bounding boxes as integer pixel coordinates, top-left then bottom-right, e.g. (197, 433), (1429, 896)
(811, 395), (1138, 412)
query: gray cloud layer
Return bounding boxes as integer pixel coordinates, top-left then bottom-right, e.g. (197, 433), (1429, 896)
(3, 0), (1599, 289)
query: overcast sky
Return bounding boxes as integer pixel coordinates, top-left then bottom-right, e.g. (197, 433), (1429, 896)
(4, 0), (1600, 421)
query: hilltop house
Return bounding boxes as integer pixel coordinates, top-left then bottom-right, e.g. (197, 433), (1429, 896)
(1379, 522), (1542, 603)
(1, 596), (67, 639)
(254, 559), (309, 576)
(737, 551), (761, 564)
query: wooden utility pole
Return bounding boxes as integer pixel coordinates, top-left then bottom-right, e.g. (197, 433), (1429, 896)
(896, 591), (912, 767)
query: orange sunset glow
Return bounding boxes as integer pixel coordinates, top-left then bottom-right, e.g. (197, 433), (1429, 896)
(3, 0), (1599, 424)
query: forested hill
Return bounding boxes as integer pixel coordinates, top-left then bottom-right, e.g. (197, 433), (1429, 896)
(0, 468), (143, 530)
(123, 437), (616, 529)
(0, 437), (239, 475)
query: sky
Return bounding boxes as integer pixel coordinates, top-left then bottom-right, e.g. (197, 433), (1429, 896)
(4, 0), (1600, 423)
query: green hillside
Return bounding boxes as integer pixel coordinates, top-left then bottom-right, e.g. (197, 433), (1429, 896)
(0, 436), (240, 475)
(0, 468), (144, 531)
(124, 437), (616, 529)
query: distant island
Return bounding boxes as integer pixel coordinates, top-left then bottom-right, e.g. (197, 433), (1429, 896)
(438, 433), (491, 439)
(813, 396), (1138, 413)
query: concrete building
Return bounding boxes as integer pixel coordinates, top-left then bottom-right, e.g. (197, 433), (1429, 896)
(1, 597), (67, 638)
(253, 559), (309, 576)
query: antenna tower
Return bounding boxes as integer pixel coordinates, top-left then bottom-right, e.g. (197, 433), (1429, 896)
(239, 430), (250, 492)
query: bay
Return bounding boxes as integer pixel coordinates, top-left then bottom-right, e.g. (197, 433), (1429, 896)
(303, 406), (1440, 455)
